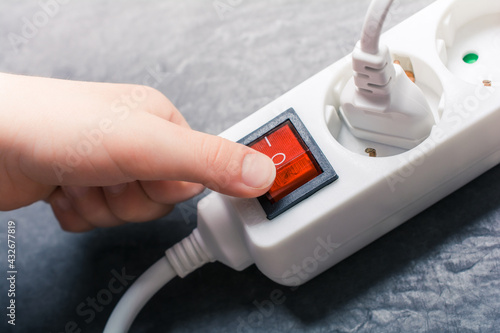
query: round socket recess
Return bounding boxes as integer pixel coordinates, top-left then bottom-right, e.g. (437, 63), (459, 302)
(436, 0), (500, 85)
(324, 55), (443, 157)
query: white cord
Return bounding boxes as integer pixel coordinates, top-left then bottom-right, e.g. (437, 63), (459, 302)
(165, 228), (213, 277)
(360, 0), (394, 54)
(355, 0), (395, 96)
(104, 228), (214, 333)
(103, 257), (176, 333)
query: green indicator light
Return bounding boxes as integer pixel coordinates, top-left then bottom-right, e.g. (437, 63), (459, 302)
(463, 53), (479, 64)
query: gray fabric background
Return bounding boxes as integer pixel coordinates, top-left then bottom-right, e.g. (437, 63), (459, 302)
(1, 0), (500, 332)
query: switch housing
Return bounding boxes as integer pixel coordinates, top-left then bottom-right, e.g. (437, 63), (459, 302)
(239, 108), (338, 219)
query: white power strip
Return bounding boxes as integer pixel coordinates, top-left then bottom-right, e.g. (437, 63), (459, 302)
(197, 0), (500, 286)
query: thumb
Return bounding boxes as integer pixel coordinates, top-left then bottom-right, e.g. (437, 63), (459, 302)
(114, 113), (277, 198)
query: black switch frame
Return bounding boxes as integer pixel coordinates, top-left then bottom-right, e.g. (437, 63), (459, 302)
(238, 108), (338, 219)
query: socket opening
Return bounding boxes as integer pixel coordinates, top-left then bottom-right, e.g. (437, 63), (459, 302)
(325, 54), (444, 157)
(436, 0), (500, 85)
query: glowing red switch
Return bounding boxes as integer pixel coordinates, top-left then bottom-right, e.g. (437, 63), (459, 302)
(249, 121), (322, 203)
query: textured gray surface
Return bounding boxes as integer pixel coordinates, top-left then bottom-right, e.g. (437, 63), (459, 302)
(1, 0), (500, 332)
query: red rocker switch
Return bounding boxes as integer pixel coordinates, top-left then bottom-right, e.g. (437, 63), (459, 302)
(249, 121), (322, 203)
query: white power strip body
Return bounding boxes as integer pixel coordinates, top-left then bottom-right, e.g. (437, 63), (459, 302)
(197, 0), (500, 286)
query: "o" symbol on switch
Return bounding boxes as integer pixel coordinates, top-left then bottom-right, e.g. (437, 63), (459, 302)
(271, 153), (286, 166)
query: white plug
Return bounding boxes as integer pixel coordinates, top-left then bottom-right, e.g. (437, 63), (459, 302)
(340, 43), (435, 149)
(339, 0), (434, 149)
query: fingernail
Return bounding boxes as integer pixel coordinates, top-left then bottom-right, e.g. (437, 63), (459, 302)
(54, 197), (72, 211)
(241, 153), (276, 189)
(105, 183), (127, 195)
(64, 186), (89, 198)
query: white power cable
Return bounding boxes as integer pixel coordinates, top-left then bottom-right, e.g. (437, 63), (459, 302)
(165, 228), (213, 277)
(104, 229), (214, 333)
(360, 0), (394, 54)
(352, 0), (396, 96)
(103, 257), (176, 333)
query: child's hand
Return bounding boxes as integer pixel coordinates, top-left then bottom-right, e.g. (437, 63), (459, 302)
(0, 73), (276, 232)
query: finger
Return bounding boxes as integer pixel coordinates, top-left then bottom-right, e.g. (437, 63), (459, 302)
(14, 80), (190, 188)
(108, 114), (276, 198)
(103, 181), (175, 222)
(139, 180), (205, 204)
(16, 78), (276, 197)
(48, 188), (95, 232)
(62, 186), (125, 228)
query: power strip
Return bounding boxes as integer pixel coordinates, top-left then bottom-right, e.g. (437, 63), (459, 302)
(196, 0), (500, 286)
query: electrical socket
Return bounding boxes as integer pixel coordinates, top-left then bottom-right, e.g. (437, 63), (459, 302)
(197, 0), (500, 286)
(437, 0), (500, 85)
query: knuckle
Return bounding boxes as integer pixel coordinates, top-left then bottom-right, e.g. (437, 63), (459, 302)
(58, 220), (73, 232)
(78, 203), (110, 224)
(199, 136), (227, 171)
(59, 221), (81, 232)
(112, 205), (139, 222)
(142, 86), (174, 113)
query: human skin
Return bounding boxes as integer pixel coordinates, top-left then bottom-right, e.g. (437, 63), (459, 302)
(0, 73), (276, 232)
